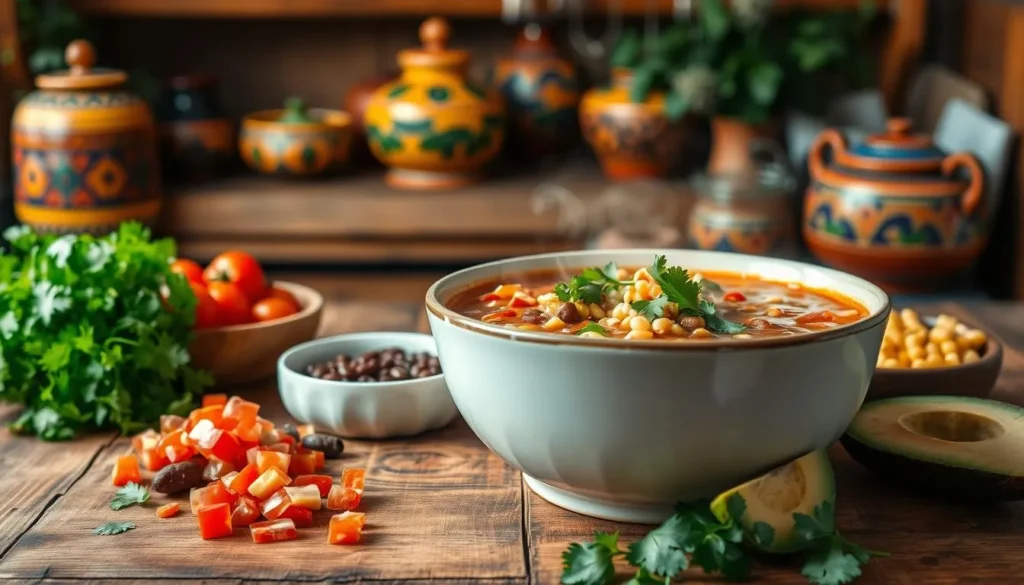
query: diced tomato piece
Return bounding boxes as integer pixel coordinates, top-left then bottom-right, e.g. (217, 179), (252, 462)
(248, 467), (291, 500)
(202, 393), (228, 407)
(260, 489), (292, 521)
(223, 396), (260, 424)
(203, 459), (235, 481)
(234, 419), (262, 443)
(188, 418), (217, 444)
(257, 451), (291, 474)
(250, 518), (298, 544)
(326, 485), (362, 511)
(140, 447), (169, 472)
(277, 434), (296, 447)
(341, 468), (366, 492)
(481, 309), (517, 322)
(288, 452), (317, 476)
(478, 292), (502, 302)
(189, 404), (224, 428)
(181, 418), (195, 434)
(158, 429), (187, 451)
(795, 310), (836, 324)
(160, 414), (186, 434)
(246, 446), (261, 466)
(284, 485), (322, 510)
(156, 503), (181, 519)
(197, 503), (233, 540)
(328, 511), (366, 544)
(165, 444), (194, 464)
(507, 290), (538, 308)
(292, 475), (333, 497)
(296, 424), (316, 438)
(312, 450), (325, 471)
(231, 495), (262, 527)
(111, 455), (141, 487)
(210, 430), (242, 463)
(131, 429), (161, 455)
(279, 505), (313, 528)
(488, 284), (522, 300)
(723, 292), (746, 302)
(190, 481), (237, 514)
(228, 463), (261, 495)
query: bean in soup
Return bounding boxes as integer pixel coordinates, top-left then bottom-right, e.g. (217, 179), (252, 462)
(447, 255), (867, 341)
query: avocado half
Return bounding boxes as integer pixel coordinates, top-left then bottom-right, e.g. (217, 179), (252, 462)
(710, 450), (835, 553)
(842, 396), (1024, 501)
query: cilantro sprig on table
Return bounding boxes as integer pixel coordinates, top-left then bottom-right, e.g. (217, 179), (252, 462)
(553, 256), (745, 334)
(561, 496), (883, 585)
(110, 482), (150, 510)
(0, 223), (211, 440)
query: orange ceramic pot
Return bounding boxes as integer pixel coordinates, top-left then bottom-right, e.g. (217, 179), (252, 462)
(580, 68), (686, 181)
(12, 40), (160, 234)
(688, 169), (797, 256)
(803, 118), (986, 293)
(364, 17), (505, 190)
(493, 24), (579, 161)
(706, 117), (778, 175)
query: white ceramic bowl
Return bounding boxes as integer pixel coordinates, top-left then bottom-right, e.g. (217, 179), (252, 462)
(426, 249), (890, 523)
(277, 332), (458, 439)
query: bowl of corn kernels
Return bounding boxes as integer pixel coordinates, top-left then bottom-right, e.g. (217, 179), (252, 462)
(867, 308), (1003, 401)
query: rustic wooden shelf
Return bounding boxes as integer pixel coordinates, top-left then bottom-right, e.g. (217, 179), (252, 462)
(68, 0), (888, 19)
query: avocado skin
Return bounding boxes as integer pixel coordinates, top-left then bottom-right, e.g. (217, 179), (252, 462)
(841, 434), (1024, 502)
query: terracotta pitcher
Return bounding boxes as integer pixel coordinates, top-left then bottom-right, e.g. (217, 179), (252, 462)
(12, 40), (160, 234)
(803, 117), (986, 292)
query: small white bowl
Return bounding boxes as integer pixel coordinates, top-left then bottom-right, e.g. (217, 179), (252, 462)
(277, 332), (457, 439)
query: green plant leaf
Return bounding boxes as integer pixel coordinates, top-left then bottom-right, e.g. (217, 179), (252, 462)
(561, 541), (616, 585)
(699, 0), (730, 41)
(110, 482), (150, 510)
(610, 29), (642, 68)
(92, 521), (136, 536)
(664, 91), (691, 121)
(747, 62), (783, 106)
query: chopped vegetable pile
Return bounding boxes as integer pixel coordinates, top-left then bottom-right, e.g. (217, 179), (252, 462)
(0, 223), (212, 440)
(103, 394), (368, 545)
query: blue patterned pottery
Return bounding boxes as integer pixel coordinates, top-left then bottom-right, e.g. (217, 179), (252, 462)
(803, 118), (985, 292)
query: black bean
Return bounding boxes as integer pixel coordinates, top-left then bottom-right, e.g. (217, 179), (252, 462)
(302, 433), (345, 458)
(357, 374), (375, 382)
(323, 371), (342, 381)
(678, 315), (706, 330)
(389, 366), (409, 380)
(521, 308), (548, 324)
(282, 423), (301, 442)
(151, 460), (204, 494)
(304, 346), (442, 381)
(556, 302), (583, 324)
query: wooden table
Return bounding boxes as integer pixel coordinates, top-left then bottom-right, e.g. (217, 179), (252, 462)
(1, 272), (1023, 584)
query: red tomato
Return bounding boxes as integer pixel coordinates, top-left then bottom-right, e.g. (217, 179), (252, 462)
(190, 282), (221, 329)
(203, 251), (267, 304)
(723, 292), (746, 302)
(251, 297), (299, 323)
(171, 258), (205, 285)
(263, 286), (300, 309)
(207, 281), (252, 326)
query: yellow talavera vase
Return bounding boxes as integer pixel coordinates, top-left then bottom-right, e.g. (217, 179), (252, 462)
(12, 40), (160, 234)
(364, 17), (505, 190)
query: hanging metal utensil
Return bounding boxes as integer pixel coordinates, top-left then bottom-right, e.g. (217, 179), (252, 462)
(564, 0), (623, 62)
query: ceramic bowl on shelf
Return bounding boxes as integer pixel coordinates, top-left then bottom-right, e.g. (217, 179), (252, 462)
(866, 315), (1003, 402)
(277, 332), (458, 439)
(425, 249), (890, 524)
(239, 108), (354, 177)
(189, 282), (323, 386)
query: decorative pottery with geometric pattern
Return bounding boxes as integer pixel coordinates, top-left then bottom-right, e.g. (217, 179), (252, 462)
(803, 118), (986, 293)
(492, 24), (579, 162)
(580, 68), (687, 181)
(239, 108), (354, 177)
(158, 75), (234, 183)
(11, 40), (160, 235)
(688, 169), (797, 257)
(364, 17), (505, 190)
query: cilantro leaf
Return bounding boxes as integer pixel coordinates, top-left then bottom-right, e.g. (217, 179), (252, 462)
(700, 300), (747, 334)
(793, 501), (835, 542)
(110, 482), (150, 510)
(725, 493), (747, 523)
(593, 530), (622, 554)
(554, 265), (633, 305)
(752, 521), (775, 548)
(648, 255), (702, 313)
(562, 541), (617, 585)
(624, 568), (662, 585)
(93, 521), (136, 536)
(626, 513), (692, 577)
(554, 282), (572, 302)
(802, 539), (863, 585)
(631, 295), (669, 320)
(601, 262), (621, 281)
(577, 322), (609, 336)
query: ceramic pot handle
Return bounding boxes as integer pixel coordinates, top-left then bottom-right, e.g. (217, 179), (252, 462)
(941, 153), (985, 216)
(807, 129), (847, 178)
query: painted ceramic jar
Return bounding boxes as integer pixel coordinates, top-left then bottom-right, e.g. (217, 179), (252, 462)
(580, 68), (686, 181)
(492, 24), (579, 161)
(364, 17), (505, 190)
(804, 117), (986, 292)
(689, 167), (797, 256)
(343, 71), (398, 163)
(11, 40), (160, 234)
(157, 75), (234, 183)
(239, 99), (354, 177)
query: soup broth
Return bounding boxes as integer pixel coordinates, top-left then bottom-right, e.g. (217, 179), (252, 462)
(447, 262), (868, 341)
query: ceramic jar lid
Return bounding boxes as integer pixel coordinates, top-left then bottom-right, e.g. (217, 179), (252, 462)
(35, 40), (128, 90)
(511, 24), (558, 58)
(836, 117), (946, 173)
(398, 17), (470, 74)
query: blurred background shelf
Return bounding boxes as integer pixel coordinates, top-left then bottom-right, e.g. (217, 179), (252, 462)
(66, 0), (890, 19)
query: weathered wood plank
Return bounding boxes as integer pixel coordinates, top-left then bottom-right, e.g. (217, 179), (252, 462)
(0, 381), (525, 582)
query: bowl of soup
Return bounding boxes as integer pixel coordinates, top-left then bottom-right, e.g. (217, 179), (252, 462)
(425, 249), (889, 523)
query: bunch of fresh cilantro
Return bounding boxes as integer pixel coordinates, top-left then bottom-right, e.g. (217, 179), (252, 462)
(562, 496), (883, 585)
(0, 223), (211, 440)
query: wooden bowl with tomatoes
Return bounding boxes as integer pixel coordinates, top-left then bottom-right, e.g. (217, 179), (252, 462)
(173, 252), (324, 386)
